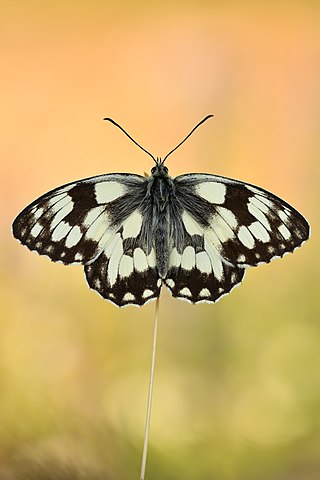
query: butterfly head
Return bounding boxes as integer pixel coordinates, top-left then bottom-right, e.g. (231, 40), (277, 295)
(151, 158), (169, 177)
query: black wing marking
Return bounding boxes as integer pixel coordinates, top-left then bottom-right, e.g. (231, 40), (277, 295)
(174, 173), (309, 267)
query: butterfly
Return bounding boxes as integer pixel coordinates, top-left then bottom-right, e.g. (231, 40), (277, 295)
(12, 115), (310, 307)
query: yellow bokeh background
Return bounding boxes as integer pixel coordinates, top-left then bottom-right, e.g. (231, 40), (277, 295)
(1, 2), (319, 479)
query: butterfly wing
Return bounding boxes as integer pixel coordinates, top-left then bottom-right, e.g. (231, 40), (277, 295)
(13, 173), (146, 264)
(163, 173), (309, 304)
(13, 173), (161, 306)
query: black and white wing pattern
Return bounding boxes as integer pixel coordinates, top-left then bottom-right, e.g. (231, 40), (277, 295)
(13, 174), (160, 307)
(164, 173), (309, 304)
(13, 169), (309, 307)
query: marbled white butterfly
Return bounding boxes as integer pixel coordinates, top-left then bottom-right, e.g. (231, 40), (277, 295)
(12, 116), (310, 307)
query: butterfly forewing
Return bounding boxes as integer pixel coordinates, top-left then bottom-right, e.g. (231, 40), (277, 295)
(175, 174), (309, 267)
(13, 173), (146, 264)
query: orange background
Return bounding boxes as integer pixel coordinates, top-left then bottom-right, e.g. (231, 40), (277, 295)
(1, 2), (319, 479)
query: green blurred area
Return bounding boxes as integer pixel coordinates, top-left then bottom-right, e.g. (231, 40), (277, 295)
(1, 1), (319, 479)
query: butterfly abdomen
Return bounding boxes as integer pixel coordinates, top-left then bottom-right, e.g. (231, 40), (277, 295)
(150, 176), (173, 278)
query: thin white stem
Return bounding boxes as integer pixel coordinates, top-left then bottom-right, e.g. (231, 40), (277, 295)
(140, 296), (160, 480)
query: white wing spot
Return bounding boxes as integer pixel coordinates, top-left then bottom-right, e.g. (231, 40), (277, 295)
(33, 207), (44, 220)
(83, 206), (105, 228)
(248, 221), (270, 243)
(75, 252), (83, 261)
(123, 292), (135, 302)
(119, 255), (134, 278)
(142, 289), (154, 299)
(51, 202), (74, 229)
(94, 181), (126, 204)
(196, 182), (226, 204)
(85, 213), (110, 244)
(196, 251), (212, 274)
(249, 196), (270, 214)
(278, 209), (290, 222)
(106, 234), (123, 286)
(166, 279), (175, 288)
(30, 223), (43, 238)
(133, 248), (148, 272)
(157, 279), (162, 287)
(237, 254), (246, 262)
(47, 193), (68, 208)
(238, 226), (255, 249)
(199, 288), (211, 298)
(182, 211), (203, 236)
(278, 224), (292, 240)
(179, 287), (192, 297)
(216, 206), (238, 229)
(204, 239), (223, 281)
(211, 213), (235, 242)
(181, 246), (196, 270)
(255, 195), (274, 208)
(147, 250), (156, 269)
(169, 248), (181, 268)
(231, 272), (237, 283)
(122, 211), (142, 239)
(52, 221), (72, 242)
(248, 203), (270, 230)
(65, 225), (82, 248)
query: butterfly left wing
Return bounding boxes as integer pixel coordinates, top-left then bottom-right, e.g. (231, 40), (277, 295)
(163, 173), (309, 304)
(13, 173), (161, 307)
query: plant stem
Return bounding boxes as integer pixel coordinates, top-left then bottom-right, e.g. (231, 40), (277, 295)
(140, 296), (160, 480)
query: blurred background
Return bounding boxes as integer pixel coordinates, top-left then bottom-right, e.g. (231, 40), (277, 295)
(1, 1), (319, 479)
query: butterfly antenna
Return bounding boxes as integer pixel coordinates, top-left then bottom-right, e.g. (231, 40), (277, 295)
(104, 118), (157, 164)
(162, 114), (214, 164)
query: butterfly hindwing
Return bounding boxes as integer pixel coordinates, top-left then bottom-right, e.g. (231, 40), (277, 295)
(164, 228), (246, 304)
(85, 203), (161, 306)
(85, 235), (160, 307)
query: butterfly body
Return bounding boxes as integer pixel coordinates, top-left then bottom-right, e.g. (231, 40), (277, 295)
(148, 163), (174, 278)
(12, 119), (310, 307)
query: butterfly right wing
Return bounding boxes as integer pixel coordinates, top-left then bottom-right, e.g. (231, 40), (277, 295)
(163, 171), (309, 304)
(173, 173), (309, 267)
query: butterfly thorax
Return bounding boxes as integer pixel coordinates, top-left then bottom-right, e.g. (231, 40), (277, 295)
(148, 164), (175, 278)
